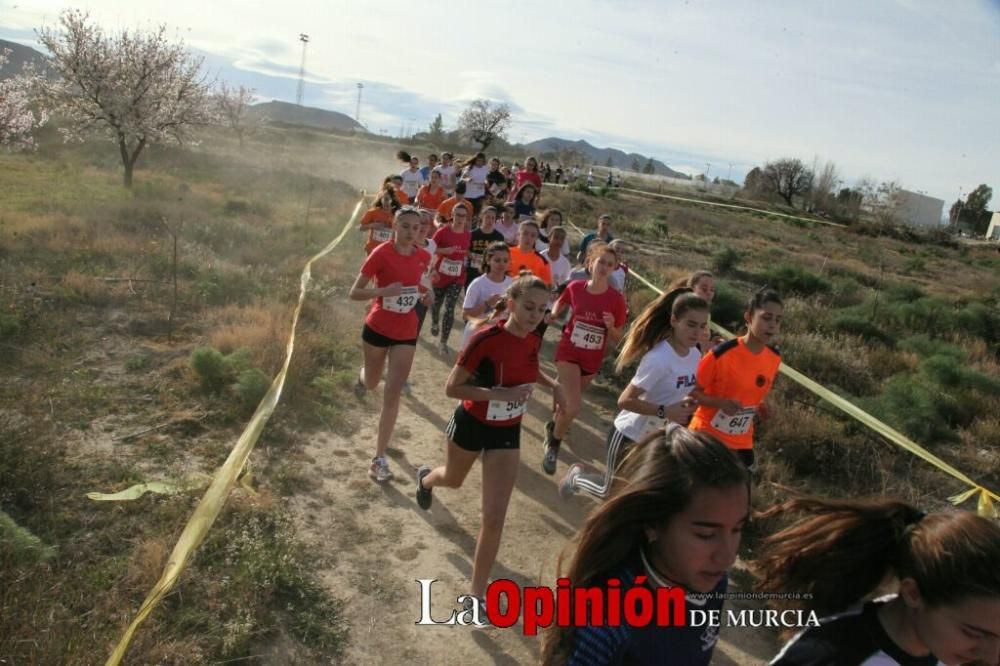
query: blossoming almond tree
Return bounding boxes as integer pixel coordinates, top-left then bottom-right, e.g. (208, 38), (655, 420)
(0, 49), (47, 151)
(215, 82), (259, 151)
(34, 10), (214, 187)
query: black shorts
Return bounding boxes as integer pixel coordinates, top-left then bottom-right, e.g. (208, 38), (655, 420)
(467, 196), (484, 215)
(447, 405), (521, 452)
(362, 324), (416, 348)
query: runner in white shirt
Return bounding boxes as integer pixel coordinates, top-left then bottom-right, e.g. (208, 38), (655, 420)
(459, 242), (512, 350)
(560, 287), (709, 498)
(460, 152), (490, 216)
(435, 152), (457, 196)
(540, 226), (572, 288)
(398, 152), (425, 200)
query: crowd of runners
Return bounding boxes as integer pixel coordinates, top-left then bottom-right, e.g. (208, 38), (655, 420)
(346, 151), (1000, 666)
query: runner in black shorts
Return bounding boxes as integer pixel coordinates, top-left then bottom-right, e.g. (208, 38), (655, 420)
(415, 272), (566, 616)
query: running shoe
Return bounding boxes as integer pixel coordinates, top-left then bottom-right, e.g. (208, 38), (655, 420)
(353, 367), (366, 399)
(438, 341), (450, 356)
(542, 443), (559, 475)
(542, 423), (559, 475)
(463, 595), (493, 629)
(368, 456), (393, 482)
(402, 380), (413, 396)
(431, 323), (440, 337)
(416, 465), (433, 510)
(559, 464), (582, 499)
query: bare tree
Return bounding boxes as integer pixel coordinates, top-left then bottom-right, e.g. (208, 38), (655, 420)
(760, 158), (814, 207)
(0, 49), (47, 151)
(215, 82), (257, 150)
(810, 159), (839, 211)
(457, 99), (511, 151)
(33, 10), (214, 187)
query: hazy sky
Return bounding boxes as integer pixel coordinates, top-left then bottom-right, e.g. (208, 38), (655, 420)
(2, 0), (998, 205)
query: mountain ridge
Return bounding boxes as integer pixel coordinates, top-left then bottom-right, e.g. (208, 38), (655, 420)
(524, 137), (690, 179)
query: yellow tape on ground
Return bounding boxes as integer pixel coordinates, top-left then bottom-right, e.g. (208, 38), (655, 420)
(103, 196), (368, 665)
(563, 218), (999, 517)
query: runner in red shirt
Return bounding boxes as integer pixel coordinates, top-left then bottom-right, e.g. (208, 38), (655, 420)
(415, 273), (566, 613)
(542, 241), (627, 475)
(349, 206), (433, 483)
(429, 205), (472, 355)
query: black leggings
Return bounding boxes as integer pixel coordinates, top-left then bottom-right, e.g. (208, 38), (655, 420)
(431, 283), (463, 343)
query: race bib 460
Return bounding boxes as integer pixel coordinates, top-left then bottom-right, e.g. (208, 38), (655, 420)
(439, 258), (463, 277)
(371, 228), (392, 243)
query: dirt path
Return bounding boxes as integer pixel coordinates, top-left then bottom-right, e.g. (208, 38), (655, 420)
(290, 299), (780, 665)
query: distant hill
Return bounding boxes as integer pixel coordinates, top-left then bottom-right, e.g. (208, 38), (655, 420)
(249, 100), (365, 133)
(0, 39), (49, 80)
(524, 137), (690, 179)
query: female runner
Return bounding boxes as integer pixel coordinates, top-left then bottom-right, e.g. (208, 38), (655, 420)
(358, 188), (399, 255)
(465, 205), (505, 288)
(541, 426), (749, 665)
(759, 497), (1000, 666)
(416, 273), (566, 615)
(542, 242), (627, 474)
(428, 204), (471, 355)
(416, 168), (447, 212)
(460, 241), (512, 350)
(460, 152), (490, 216)
(559, 288), (707, 498)
(349, 206), (432, 482)
(688, 288), (783, 470)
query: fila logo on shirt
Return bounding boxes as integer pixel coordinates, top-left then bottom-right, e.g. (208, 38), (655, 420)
(676, 374), (697, 389)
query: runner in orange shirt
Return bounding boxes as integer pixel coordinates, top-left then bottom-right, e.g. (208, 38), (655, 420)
(688, 288), (783, 470)
(358, 188), (400, 254)
(506, 221), (552, 287)
(436, 181), (474, 227)
(416, 169), (447, 211)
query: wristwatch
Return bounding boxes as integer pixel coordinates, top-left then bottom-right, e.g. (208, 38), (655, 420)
(656, 405), (666, 420)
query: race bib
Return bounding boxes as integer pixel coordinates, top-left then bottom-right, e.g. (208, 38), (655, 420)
(710, 407), (756, 435)
(371, 228), (392, 243)
(440, 258), (463, 277)
(468, 252), (483, 268)
(382, 286), (419, 314)
(486, 398), (527, 422)
(570, 321), (605, 350)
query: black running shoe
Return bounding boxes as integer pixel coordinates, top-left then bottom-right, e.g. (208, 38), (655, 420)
(416, 465), (433, 510)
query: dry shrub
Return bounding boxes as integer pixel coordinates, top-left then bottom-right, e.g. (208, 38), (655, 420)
(62, 270), (114, 304)
(125, 537), (169, 589)
(208, 303), (291, 376)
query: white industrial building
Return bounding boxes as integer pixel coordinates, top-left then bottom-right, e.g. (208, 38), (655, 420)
(987, 212), (1000, 241)
(894, 189), (945, 228)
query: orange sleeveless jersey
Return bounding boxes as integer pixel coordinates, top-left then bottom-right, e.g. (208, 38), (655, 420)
(688, 337), (781, 450)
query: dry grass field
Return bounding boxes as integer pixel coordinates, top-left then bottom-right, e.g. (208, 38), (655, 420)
(1, 122), (997, 664)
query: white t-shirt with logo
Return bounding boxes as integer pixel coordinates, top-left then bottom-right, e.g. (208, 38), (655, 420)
(400, 168), (425, 199)
(613, 340), (701, 441)
(463, 165), (490, 199)
(435, 165), (457, 194)
(459, 274), (512, 350)
(540, 250), (571, 287)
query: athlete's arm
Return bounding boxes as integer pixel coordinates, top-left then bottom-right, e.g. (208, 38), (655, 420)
(348, 273), (400, 301)
(618, 384), (696, 422)
(445, 365), (533, 403)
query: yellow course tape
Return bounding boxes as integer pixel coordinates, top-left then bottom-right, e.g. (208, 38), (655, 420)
(102, 196), (368, 665)
(564, 218), (999, 517)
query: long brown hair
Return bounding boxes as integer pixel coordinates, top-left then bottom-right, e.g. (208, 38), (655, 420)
(615, 288), (708, 373)
(541, 427), (749, 665)
(755, 498), (1000, 617)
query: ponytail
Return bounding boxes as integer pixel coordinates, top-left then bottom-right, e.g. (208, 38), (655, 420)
(755, 497), (1000, 616)
(615, 288), (708, 373)
(396, 150), (412, 163)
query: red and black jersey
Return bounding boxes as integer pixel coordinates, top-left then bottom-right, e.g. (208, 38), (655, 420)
(457, 320), (542, 426)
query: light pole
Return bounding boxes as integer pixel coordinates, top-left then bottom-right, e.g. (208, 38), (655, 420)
(705, 162), (711, 180)
(295, 34), (309, 106)
(727, 162), (734, 181)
